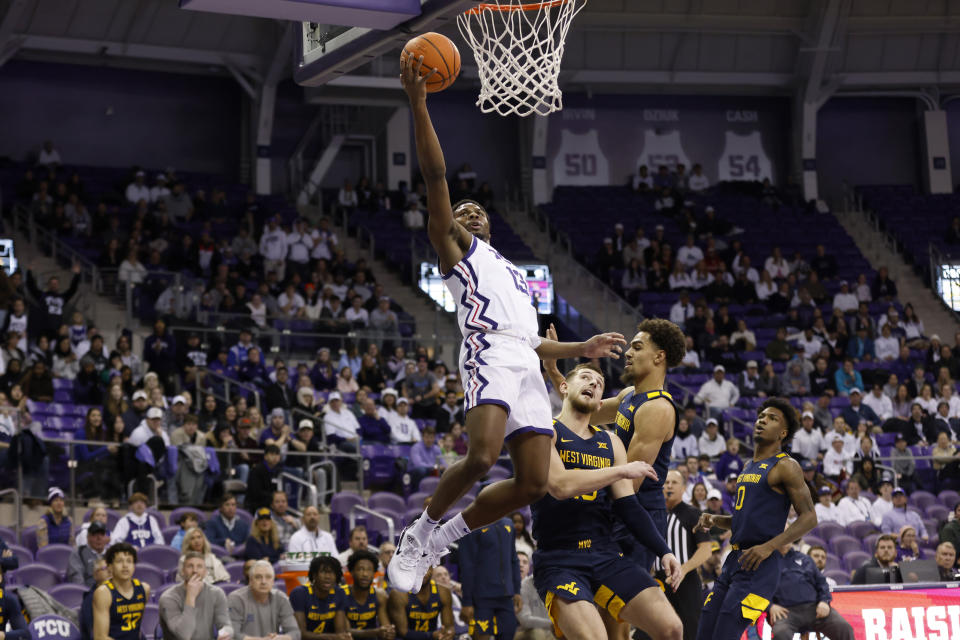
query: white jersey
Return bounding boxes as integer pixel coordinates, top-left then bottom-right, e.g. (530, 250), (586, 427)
(717, 131), (773, 182)
(442, 236), (539, 341)
(638, 130), (690, 173)
(552, 129), (610, 186)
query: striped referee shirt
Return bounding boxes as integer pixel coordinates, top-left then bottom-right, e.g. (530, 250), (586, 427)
(656, 502), (712, 570)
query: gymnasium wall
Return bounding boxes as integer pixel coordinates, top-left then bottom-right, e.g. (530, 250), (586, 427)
(0, 61), (243, 177)
(815, 96), (922, 200)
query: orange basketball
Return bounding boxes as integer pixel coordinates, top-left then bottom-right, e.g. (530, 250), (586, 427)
(403, 32), (461, 93)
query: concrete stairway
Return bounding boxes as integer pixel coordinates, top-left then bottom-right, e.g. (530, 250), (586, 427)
(834, 209), (960, 340)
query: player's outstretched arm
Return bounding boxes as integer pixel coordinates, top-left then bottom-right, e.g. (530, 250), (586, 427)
(400, 52), (469, 273)
(546, 435), (656, 500)
(739, 456), (817, 571)
(535, 331), (626, 361)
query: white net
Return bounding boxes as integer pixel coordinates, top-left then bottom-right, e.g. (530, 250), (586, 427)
(457, 0), (586, 117)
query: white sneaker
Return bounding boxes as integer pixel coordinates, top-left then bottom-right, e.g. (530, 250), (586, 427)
(388, 525), (430, 593)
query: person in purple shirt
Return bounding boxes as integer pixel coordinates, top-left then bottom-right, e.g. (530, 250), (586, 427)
(37, 487), (72, 548)
(880, 487), (929, 541)
(309, 347), (338, 391)
(409, 426), (445, 490)
(714, 439), (745, 483)
(358, 397), (391, 443)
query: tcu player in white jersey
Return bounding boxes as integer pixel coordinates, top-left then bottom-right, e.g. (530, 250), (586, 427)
(389, 53), (627, 593)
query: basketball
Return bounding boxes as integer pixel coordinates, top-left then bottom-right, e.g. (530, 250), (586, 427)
(403, 32), (461, 93)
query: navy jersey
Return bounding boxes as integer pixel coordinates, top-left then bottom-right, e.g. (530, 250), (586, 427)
(730, 453), (792, 548)
(340, 584), (379, 630)
(0, 586), (26, 639)
(532, 420), (616, 549)
(104, 579), (147, 640)
(406, 580), (443, 635)
(613, 389), (678, 510)
(289, 584), (342, 634)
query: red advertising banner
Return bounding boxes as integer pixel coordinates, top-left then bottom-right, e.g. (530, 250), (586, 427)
(737, 584), (960, 639)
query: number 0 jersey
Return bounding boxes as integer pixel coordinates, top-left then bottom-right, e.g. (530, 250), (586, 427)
(105, 579), (146, 640)
(441, 236), (539, 341)
(531, 420), (616, 549)
(731, 453), (792, 548)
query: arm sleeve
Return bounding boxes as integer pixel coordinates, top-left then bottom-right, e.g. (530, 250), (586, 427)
(63, 273), (81, 302)
(159, 593), (197, 640)
(5, 598), (29, 640)
(204, 519), (226, 546)
(509, 532), (521, 594)
(65, 551), (86, 585)
(611, 495), (672, 558)
(811, 560), (831, 603)
(112, 517), (130, 543)
(458, 533), (478, 607)
(0, 539), (19, 572)
(276, 594), (301, 640)
(151, 516), (165, 544)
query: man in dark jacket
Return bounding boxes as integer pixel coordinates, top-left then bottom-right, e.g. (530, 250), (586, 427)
(851, 534), (903, 585)
(767, 541), (854, 640)
(204, 493), (250, 555)
(143, 319), (177, 391)
(458, 516), (521, 640)
(245, 445), (283, 513)
(26, 263), (81, 339)
(264, 366), (293, 411)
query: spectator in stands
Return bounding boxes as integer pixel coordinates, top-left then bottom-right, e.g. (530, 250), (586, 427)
(687, 164), (709, 192)
(880, 487), (928, 541)
(781, 360), (809, 396)
(385, 396), (419, 445)
(896, 525), (924, 562)
(766, 539), (854, 640)
(840, 389), (879, 430)
(403, 200), (425, 231)
(36, 139), (62, 168)
(792, 411), (825, 463)
(322, 391), (360, 453)
(874, 324), (900, 363)
(863, 384), (894, 421)
(852, 535), (903, 585)
(765, 327), (792, 362)
(668, 261), (692, 291)
(265, 366), (294, 411)
(336, 366), (359, 395)
(128, 406), (170, 447)
(932, 430), (959, 479)
(814, 487), (840, 523)
(823, 437), (852, 482)
(356, 397), (390, 443)
(288, 505), (337, 555)
(111, 492), (164, 548)
(171, 513), (199, 550)
(278, 284), (306, 318)
(935, 542), (959, 581)
(435, 390), (464, 434)
(260, 408), (291, 452)
(369, 296), (399, 335)
(836, 480), (873, 525)
(337, 526), (379, 566)
(34, 486), (70, 547)
(694, 365), (740, 415)
(245, 508), (283, 564)
(672, 418), (698, 459)
(262, 491), (298, 550)
(20, 358), (53, 402)
(729, 320), (756, 352)
(260, 216), (288, 280)
(118, 247), (148, 285)
(714, 438), (744, 481)
(176, 527), (230, 584)
(871, 266), (898, 301)
(66, 521), (109, 587)
(160, 551), (233, 640)
(677, 235), (703, 269)
(834, 359), (863, 396)
(228, 560), (299, 640)
(632, 165), (653, 191)
(403, 356), (440, 420)
(409, 426), (445, 489)
(246, 445), (284, 513)
(832, 280), (858, 314)
(125, 170), (150, 204)
(205, 493), (249, 555)
(144, 319), (177, 392)
(669, 291), (694, 329)
(697, 418), (726, 459)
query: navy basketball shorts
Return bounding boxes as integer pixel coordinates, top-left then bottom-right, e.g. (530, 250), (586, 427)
(534, 544), (658, 637)
(695, 547), (783, 640)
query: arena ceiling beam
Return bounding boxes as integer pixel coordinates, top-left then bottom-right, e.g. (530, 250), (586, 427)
(573, 12), (806, 38)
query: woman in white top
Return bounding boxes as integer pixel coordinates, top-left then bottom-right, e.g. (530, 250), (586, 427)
(902, 303), (926, 347)
(75, 506), (109, 548)
(917, 383), (939, 415)
(668, 262), (692, 291)
(763, 247), (790, 279)
(247, 293), (268, 328)
(855, 273), (872, 302)
(118, 248), (148, 284)
(176, 526), (230, 584)
(510, 512), (536, 558)
(754, 270), (777, 301)
(730, 319), (757, 351)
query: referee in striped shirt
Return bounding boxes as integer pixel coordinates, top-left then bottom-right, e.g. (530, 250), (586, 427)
(655, 469), (715, 640)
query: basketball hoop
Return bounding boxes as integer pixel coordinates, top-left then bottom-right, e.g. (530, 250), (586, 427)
(457, 0), (586, 117)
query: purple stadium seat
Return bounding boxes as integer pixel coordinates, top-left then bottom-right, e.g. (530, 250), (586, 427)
(36, 544), (74, 570)
(803, 535), (826, 550)
(12, 563), (60, 590)
(20, 526), (38, 554)
(236, 509), (253, 526)
(842, 550), (871, 572)
(141, 604), (160, 640)
(830, 535), (862, 557)
(847, 520), (877, 539)
(225, 561), (246, 583)
(822, 553), (842, 571)
(331, 491), (365, 515)
(402, 507), (422, 527)
(219, 582), (244, 595)
(274, 579), (287, 593)
(926, 504), (949, 522)
(48, 583), (87, 609)
(82, 508), (121, 531)
(134, 563), (166, 590)
(938, 490), (959, 507)
(910, 491), (936, 512)
(169, 506), (206, 526)
(863, 533), (881, 553)
(162, 526), (180, 545)
(151, 583), (178, 603)
(8, 544), (33, 566)
(146, 508), (166, 528)
(824, 569), (850, 585)
(406, 492), (430, 509)
(368, 492), (406, 514)
(418, 477), (441, 494)
(209, 544), (229, 559)
(0, 526), (14, 547)
(139, 546), (181, 572)
(812, 521), (844, 541)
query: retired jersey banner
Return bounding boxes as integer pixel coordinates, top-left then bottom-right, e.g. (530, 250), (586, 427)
(545, 94), (789, 191)
(740, 583), (960, 639)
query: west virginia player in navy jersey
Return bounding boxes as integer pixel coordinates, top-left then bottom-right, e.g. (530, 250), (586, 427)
(290, 556), (350, 640)
(544, 319), (686, 640)
(534, 363), (684, 640)
(0, 568), (28, 640)
(387, 569), (454, 640)
(92, 543), (150, 640)
(340, 550), (396, 638)
(695, 398), (817, 640)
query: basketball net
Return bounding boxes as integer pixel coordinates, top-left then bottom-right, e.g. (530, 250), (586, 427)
(457, 0), (586, 117)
